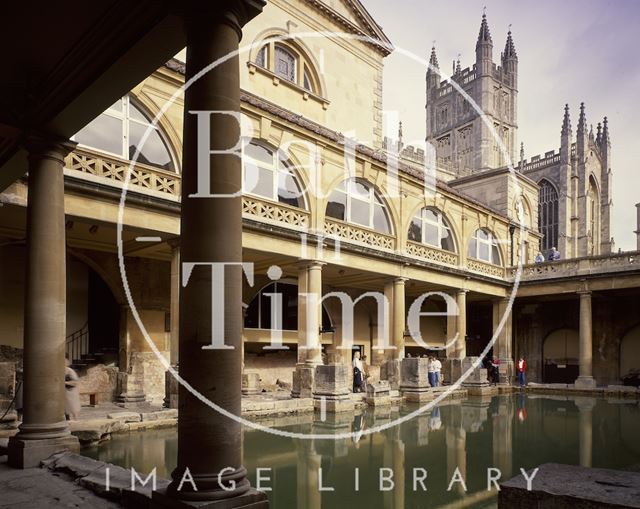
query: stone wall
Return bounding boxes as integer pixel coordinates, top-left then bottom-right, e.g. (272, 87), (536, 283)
(244, 350), (297, 389)
(76, 364), (118, 406)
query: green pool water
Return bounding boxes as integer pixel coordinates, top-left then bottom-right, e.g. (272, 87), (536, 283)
(83, 394), (640, 508)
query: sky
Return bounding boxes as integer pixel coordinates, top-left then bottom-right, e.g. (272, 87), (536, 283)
(363, 0), (640, 250)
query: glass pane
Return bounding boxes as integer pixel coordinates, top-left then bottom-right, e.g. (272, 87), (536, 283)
(128, 122), (174, 170)
(373, 203), (389, 233)
(107, 99), (122, 113)
(129, 103), (149, 123)
(275, 46), (295, 81)
(423, 208), (438, 224)
(349, 180), (370, 200)
(277, 170), (303, 208)
(245, 143), (273, 165)
(244, 162), (274, 198)
(408, 218), (422, 242)
(479, 242), (490, 261)
(424, 223), (439, 246)
(492, 244), (501, 265)
(326, 191), (346, 220)
(468, 238), (477, 258)
(75, 113), (123, 156)
(441, 227), (454, 251)
(256, 46), (267, 67)
(351, 199), (370, 227)
(477, 229), (489, 241)
(303, 68), (312, 92)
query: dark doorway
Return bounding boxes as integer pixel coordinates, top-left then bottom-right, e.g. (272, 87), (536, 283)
(87, 268), (120, 364)
(466, 302), (493, 357)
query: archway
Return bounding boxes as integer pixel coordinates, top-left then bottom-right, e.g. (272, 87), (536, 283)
(543, 328), (579, 383)
(620, 324), (640, 380)
(67, 255), (120, 366)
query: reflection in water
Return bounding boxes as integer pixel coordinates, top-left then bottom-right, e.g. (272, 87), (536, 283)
(83, 395), (640, 509)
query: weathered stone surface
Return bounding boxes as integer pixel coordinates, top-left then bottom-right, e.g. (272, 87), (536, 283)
(366, 380), (392, 406)
(78, 364), (119, 406)
(242, 372), (261, 395)
(381, 359), (401, 389)
(461, 357), (490, 387)
(70, 419), (125, 443)
(140, 409), (177, 422)
(499, 463), (640, 508)
(400, 358), (430, 389)
(314, 364), (350, 396)
(292, 364), (316, 398)
(107, 411), (142, 423)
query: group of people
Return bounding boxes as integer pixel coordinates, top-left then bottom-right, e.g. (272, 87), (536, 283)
(534, 246), (561, 264)
(352, 351), (368, 393)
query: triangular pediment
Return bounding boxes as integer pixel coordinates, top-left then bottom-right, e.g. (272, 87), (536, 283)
(303, 0), (393, 54)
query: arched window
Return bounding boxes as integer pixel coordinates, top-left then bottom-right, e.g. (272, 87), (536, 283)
(254, 40), (319, 94)
(244, 282), (332, 331)
(468, 228), (501, 265)
(587, 176), (600, 255)
(326, 179), (391, 234)
(242, 141), (305, 208)
(538, 179), (559, 252)
(74, 95), (176, 171)
(408, 208), (455, 251)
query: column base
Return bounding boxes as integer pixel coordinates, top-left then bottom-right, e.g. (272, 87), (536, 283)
(380, 359), (401, 390)
(152, 487), (269, 509)
(8, 435), (80, 469)
(574, 376), (597, 389)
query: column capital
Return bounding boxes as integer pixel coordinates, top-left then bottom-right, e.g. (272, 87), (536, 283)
(24, 134), (76, 166)
(180, 0), (266, 38)
(457, 289), (469, 296)
(577, 289), (592, 296)
(393, 276), (408, 284)
(167, 236), (181, 250)
(296, 259), (326, 270)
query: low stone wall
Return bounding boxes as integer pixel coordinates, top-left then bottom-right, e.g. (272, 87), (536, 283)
(77, 365), (118, 406)
(244, 350), (297, 389)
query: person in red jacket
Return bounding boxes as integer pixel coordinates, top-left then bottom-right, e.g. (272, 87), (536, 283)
(517, 357), (527, 387)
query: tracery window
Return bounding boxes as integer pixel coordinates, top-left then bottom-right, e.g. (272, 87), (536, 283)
(408, 208), (455, 251)
(242, 141), (305, 209)
(75, 95), (176, 171)
(468, 228), (501, 264)
(326, 179), (391, 234)
(538, 179), (559, 252)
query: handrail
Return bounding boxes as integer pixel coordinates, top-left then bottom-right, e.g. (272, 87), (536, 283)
(66, 322), (89, 363)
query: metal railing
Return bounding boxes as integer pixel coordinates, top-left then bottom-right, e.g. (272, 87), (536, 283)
(66, 322), (89, 362)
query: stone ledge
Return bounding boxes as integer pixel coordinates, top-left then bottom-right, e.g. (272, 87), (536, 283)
(499, 463), (640, 508)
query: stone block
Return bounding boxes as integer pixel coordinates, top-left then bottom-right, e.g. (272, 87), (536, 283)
(242, 372), (261, 396)
(8, 435), (80, 469)
(400, 358), (430, 389)
(461, 357), (490, 387)
(380, 359), (401, 389)
(499, 463), (640, 508)
(574, 376), (597, 389)
(314, 397), (355, 413)
(164, 369), (179, 409)
(291, 364), (315, 398)
(365, 380), (391, 406)
(107, 411), (142, 423)
(313, 364), (350, 396)
(444, 358), (465, 385)
(151, 486), (269, 509)
(141, 409), (178, 422)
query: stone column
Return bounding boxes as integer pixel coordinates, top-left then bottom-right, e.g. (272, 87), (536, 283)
(381, 277), (406, 389)
(446, 425), (467, 496)
(575, 290), (596, 388)
(392, 277), (407, 359)
(168, 238), (180, 366)
(455, 290), (467, 359)
(292, 260), (324, 398)
(492, 298), (514, 384)
(8, 137), (80, 469)
(153, 1), (267, 507)
(296, 440), (321, 509)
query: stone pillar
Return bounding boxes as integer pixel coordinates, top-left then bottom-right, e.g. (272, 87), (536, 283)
(382, 428), (405, 509)
(492, 397), (513, 479)
(575, 290), (596, 389)
(292, 260), (324, 398)
(168, 238), (180, 366)
(492, 298), (514, 384)
(455, 290), (467, 359)
(152, 1), (267, 507)
(381, 278), (406, 389)
(8, 137), (80, 469)
(576, 398), (595, 468)
(296, 440), (321, 509)
(446, 425), (467, 496)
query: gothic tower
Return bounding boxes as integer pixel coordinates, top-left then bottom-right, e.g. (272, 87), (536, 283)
(426, 13), (518, 174)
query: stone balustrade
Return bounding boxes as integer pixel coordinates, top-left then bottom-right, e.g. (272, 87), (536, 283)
(511, 251), (640, 281)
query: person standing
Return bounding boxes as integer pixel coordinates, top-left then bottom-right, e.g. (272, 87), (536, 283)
(517, 356), (527, 387)
(433, 356), (442, 387)
(64, 357), (81, 420)
(534, 252), (545, 264)
(352, 351), (364, 393)
(427, 356), (436, 387)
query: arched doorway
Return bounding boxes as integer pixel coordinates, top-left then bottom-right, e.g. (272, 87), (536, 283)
(620, 324), (640, 381)
(67, 255), (120, 366)
(543, 328), (579, 383)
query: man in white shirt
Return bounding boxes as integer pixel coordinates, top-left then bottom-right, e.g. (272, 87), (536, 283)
(433, 357), (442, 387)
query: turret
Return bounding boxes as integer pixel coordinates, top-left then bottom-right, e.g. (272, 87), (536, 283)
(475, 12), (493, 76)
(560, 104), (572, 164)
(502, 29), (518, 87)
(596, 122), (602, 146)
(426, 45), (440, 91)
(576, 102), (588, 160)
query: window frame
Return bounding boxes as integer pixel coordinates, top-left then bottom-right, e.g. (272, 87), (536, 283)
(409, 207), (455, 252)
(468, 228), (501, 265)
(74, 95), (177, 172)
(254, 39), (319, 95)
(326, 179), (392, 234)
(538, 179), (559, 252)
(242, 141), (306, 209)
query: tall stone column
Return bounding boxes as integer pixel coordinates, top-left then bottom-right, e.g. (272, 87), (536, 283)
(575, 290), (596, 388)
(455, 290), (467, 359)
(492, 298), (514, 384)
(292, 260), (324, 398)
(8, 137), (80, 469)
(153, 1), (267, 507)
(381, 277), (406, 389)
(168, 238), (180, 366)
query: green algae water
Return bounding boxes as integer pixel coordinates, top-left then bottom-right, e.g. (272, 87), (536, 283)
(83, 394), (640, 508)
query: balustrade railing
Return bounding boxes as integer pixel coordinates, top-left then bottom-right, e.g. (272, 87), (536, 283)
(467, 258), (506, 279)
(324, 218), (395, 251)
(242, 195), (310, 229)
(406, 240), (459, 266)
